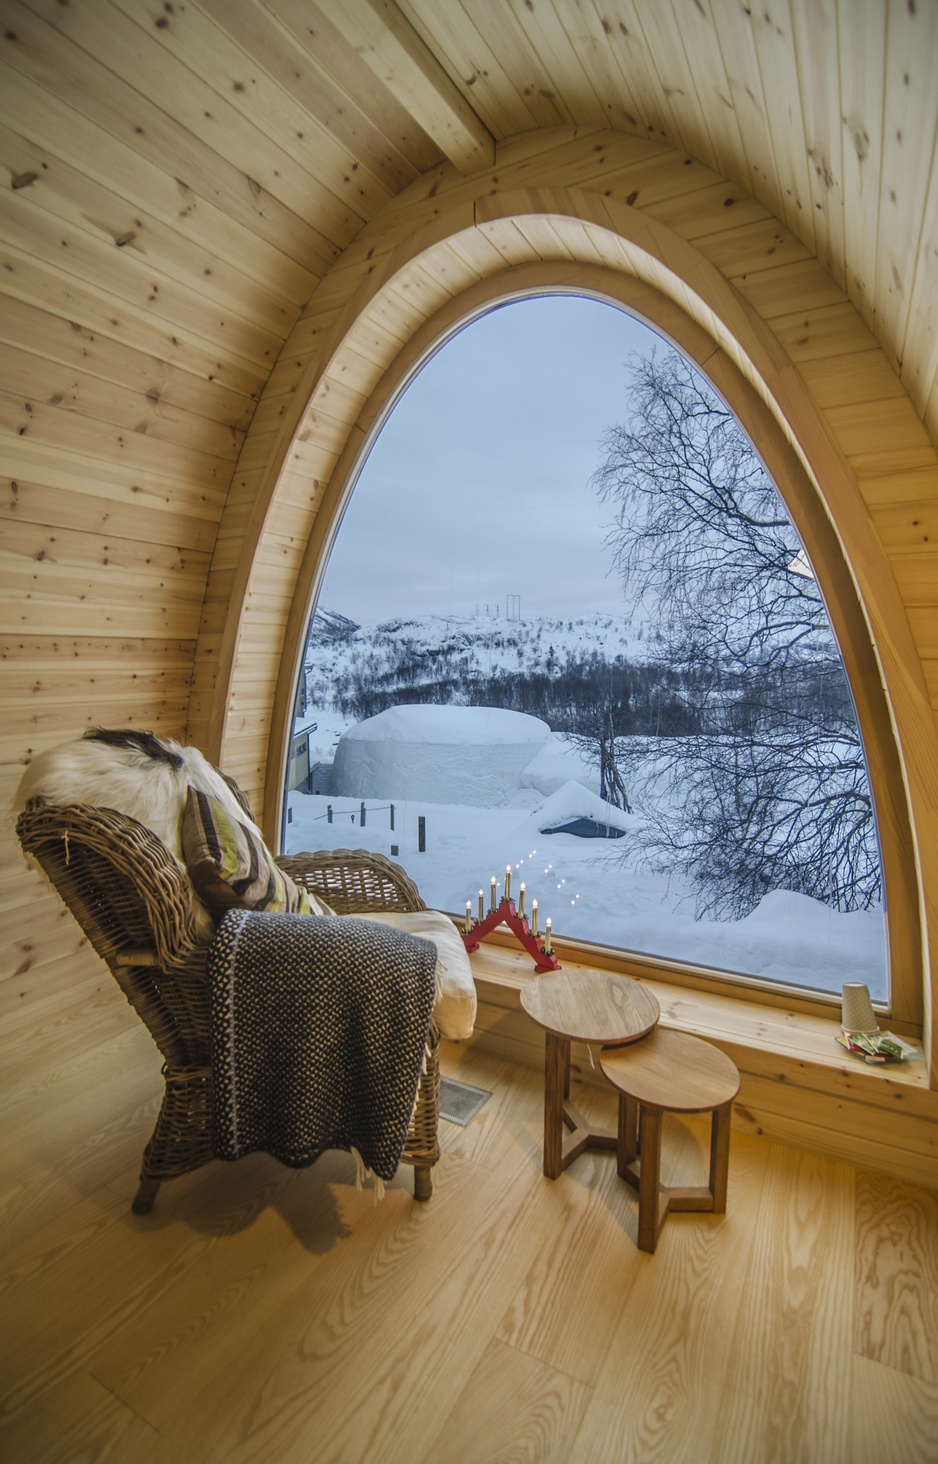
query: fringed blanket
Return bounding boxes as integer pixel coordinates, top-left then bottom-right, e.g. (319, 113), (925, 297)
(209, 909), (436, 1182)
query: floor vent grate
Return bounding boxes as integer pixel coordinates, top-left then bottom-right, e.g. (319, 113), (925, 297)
(439, 1076), (492, 1126)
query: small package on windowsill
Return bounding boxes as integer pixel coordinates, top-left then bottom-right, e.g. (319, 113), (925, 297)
(836, 1030), (921, 1064)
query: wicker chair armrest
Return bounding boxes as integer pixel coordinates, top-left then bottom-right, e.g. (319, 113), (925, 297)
(113, 948), (162, 967)
(277, 847), (427, 915)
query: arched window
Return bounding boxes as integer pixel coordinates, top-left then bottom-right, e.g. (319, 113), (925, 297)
(283, 295), (888, 1005)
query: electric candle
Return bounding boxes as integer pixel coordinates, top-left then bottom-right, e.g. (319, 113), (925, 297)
(465, 901), (472, 933)
(531, 899), (538, 937)
(545, 917), (552, 954)
(505, 865), (511, 900)
(478, 889), (484, 923)
(519, 882), (526, 917)
(490, 876), (497, 912)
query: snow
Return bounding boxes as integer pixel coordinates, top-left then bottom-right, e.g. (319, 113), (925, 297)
(286, 702), (888, 1001)
(519, 736), (598, 796)
(536, 780), (633, 835)
(337, 703), (550, 746)
(331, 704), (551, 806)
(303, 610), (659, 714)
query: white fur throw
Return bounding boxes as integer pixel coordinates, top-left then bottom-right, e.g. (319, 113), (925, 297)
(14, 732), (250, 942)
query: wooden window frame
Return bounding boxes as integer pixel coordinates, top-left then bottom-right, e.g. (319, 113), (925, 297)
(273, 269), (922, 1035)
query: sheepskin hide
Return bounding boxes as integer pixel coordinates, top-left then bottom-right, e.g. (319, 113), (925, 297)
(14, 730), (251, 943)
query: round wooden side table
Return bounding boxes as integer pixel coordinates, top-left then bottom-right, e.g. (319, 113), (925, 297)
(600, 1027), (741, 1254)
(520, 967), (660, 1179)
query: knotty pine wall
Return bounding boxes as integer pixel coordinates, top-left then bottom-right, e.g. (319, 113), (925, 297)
(3, 119), (938, 1174)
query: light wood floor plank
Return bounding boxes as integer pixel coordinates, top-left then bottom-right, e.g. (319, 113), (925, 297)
(0, 1372), (163, 1464)
(3, 1016), (938, 1461)
(176, 1158), (544, 1464)
(0, 1168), (287, 1430)
(0, 1089), (160, 1254)
(854, 1169), (938, 1383)
(713, 1146), (856, 1464)
(421, 1337), (592, 1464)
(850, 1353), (938, 1464)
(561, 1129), (771, 1462)
(495, 1149), (644, 1388)
(437, 1038), (546, 1178)
(494, 1079), (646, 1387)
(0, 1022), (156, 1139)
(87, 1160), (341, 1435)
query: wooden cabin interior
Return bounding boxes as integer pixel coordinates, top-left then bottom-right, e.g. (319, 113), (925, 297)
(2, 2), (937, 1459)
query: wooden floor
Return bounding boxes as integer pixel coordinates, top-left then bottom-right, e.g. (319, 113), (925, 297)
(2, 984), (937, 1464)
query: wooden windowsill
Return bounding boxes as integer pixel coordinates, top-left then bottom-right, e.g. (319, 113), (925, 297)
(467, 940), (933, 1096)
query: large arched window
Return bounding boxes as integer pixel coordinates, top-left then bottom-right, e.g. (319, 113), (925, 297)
(283, 295), (888, 1005)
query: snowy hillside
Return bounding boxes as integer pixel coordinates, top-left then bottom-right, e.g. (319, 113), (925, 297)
(307, 606), (658, 674)
(302, 607), (664, 720)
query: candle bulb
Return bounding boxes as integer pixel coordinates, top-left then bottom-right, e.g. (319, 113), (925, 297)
(505, 865), (511, 901)
(490, 876), (497, 912)
(478, 889), (484, 923)
(465, 901), (472, 934)
(519, 882), (526, 917)
(545, 917), (552, 954)
(531, 899), (538, 937)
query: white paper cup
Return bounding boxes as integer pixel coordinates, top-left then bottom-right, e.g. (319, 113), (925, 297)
(841, 982), (878, 1034)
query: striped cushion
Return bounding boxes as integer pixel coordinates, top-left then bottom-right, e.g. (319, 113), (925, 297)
(182, 786), (327, 919)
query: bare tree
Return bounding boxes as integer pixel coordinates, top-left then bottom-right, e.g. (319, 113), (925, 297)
(593, 351), (881, 918)
(568, 690), (633, 812)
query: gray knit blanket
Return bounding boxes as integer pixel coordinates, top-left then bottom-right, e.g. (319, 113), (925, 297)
(209, 909), (437, 1182)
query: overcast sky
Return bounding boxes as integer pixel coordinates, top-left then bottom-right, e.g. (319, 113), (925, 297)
(317, 293), (673, 625)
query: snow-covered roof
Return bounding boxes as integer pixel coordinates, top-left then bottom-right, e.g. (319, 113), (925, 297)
(339, 704), (551, 746)
(537, 780), (632, 834)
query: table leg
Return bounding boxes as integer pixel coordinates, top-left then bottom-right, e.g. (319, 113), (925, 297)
(709, 1100), (733, 1213)
(543, 1031), (567, 1179)
(617, 1092), (638, 1177)
(638, 1105), (664, 1254)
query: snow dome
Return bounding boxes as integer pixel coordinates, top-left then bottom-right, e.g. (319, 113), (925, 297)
(331, 704), (552, 806)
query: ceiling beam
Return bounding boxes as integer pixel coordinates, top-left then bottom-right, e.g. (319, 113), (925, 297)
(316, 0), (495, 172)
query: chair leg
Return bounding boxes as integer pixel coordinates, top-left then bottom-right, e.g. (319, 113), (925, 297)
(132, 1177), (161, 1214)
(413, 1165), (433, 1202)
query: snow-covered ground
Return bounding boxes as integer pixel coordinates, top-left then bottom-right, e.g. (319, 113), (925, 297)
(285, 706), (888, 1001)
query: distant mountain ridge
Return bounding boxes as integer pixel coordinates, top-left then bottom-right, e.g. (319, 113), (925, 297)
(300, 608), (716, 736)
(306, 607), (659, 700)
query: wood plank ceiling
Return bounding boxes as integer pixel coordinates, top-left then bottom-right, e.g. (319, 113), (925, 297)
(2, 0), (935, 456)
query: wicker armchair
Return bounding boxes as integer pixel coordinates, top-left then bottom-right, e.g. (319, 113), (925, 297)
(15, 802), (441, 1213)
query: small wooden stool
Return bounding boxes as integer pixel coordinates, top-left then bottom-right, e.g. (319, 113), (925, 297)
(600, 1028), (741, 1254)
(520, 968), (660, 1179)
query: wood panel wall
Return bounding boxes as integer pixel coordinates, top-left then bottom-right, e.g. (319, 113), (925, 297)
(0, 0), (449, 1006)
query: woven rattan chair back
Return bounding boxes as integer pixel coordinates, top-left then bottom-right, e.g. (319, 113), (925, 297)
(278, 848), (427, 915)
(16, 804), (441, 1213)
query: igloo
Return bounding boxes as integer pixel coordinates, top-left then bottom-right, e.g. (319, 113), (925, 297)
(331, 704), (552, 806)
